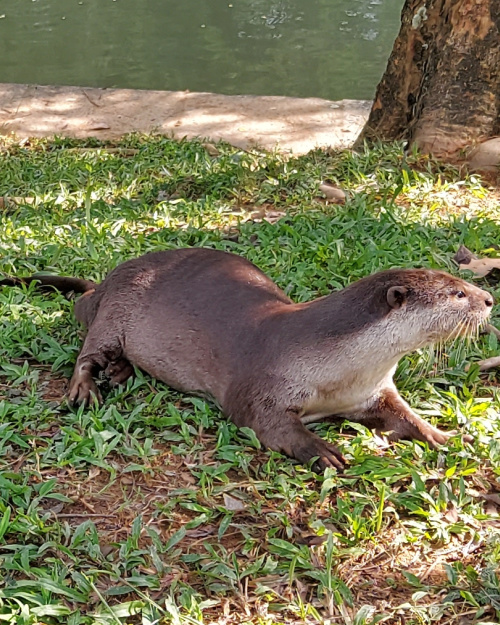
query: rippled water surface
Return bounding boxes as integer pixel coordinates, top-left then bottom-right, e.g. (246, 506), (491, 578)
(0, 0), (404, 100)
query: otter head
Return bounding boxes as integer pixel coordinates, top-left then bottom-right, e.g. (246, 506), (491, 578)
(382, 269), (493, 347)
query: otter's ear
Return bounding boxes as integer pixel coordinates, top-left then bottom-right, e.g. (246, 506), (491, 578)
(387, 285), (408, 309)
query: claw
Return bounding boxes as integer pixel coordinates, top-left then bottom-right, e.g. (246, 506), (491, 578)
(67, 369), (102, 406)
(318, 444), (346, 471)
(294, 436), (346, 472)
(382, 424), (474, 448)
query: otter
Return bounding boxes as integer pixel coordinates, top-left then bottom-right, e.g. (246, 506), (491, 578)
(1, 248), (493, 469)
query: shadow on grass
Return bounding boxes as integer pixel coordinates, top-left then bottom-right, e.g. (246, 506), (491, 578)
(1, 137), (500, 624)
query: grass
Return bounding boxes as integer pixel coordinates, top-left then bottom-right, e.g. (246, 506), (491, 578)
(0, 134), (500, 625)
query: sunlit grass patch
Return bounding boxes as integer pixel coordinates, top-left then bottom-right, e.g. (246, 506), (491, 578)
(0, 135), (500, 624)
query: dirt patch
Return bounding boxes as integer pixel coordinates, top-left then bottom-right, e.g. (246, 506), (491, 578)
(7, 359), (499, 622)
(42, 446), (194, 539)
(37, 452), (499, 622)
(0, 83), (371, 154)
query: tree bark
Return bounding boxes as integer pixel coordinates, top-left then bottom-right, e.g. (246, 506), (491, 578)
(356, 0), (500, 163)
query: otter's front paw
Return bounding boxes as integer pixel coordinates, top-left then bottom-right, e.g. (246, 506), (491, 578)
(417, 426), (474, 447)
(68, 370), (102, 406)
(381, 422), (473, 447)
(293, 435), (346, 471)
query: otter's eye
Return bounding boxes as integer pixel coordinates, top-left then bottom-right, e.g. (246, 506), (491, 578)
(455, 291), (466, 299)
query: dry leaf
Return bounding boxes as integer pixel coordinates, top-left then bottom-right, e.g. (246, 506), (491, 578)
(66, 147), (138, 155)
(186, 525), (216, 538)
(250, 207), (285, 224)
(444, 505), (459, 524)
(100, 544), (115, 557)
(453, 245), (477, 266)
(467, 489), (500, 505)
(0, 196), (34, 208)
(88, 466), (100, 480)
(476, 356), (500, 371)
(295, 534), (327, 546)
(223, 493), (246, 511)
(484, 323), (500, 339)
(319, 181), (346, 203)
(485, 503), (499, 516)
(461, 258), (500, 278)
(88, 122), (111, 131)
(202, 142), (220, 157)
(481, 493), (500, 506)
(453, 245), (500, 277)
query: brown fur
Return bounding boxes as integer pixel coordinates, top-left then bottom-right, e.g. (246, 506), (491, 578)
(2, 248), (494, 470)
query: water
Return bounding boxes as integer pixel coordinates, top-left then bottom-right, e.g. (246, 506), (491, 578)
(0, 0), (404, 101)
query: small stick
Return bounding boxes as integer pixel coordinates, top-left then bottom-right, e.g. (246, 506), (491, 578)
(55, 513), (115, 518)
(477, 356), (500, 372)
(484, 323), (500, 339)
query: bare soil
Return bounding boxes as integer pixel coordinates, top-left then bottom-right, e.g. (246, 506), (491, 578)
(0, 83), (371, 154)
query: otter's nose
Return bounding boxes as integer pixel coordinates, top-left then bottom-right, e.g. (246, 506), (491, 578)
(485, 296), (494, 308)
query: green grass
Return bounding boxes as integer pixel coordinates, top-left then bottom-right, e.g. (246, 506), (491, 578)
(0, 135), (500, 624)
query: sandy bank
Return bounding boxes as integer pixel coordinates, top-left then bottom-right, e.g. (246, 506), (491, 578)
(0, 83), (371, 154)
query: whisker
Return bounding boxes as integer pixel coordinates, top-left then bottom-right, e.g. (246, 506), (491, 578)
(406, 311), (488, 380)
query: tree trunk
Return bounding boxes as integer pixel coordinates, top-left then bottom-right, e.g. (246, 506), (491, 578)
(356, 0), (500, 165)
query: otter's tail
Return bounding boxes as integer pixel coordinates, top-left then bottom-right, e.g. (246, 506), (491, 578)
(0, 274), (97, 295)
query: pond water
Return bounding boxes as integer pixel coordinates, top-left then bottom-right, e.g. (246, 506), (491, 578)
(0, 0), (404, 101)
